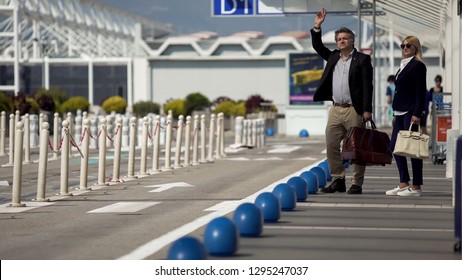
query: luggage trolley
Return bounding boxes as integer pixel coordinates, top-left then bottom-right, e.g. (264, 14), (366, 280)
(430, 92), (452, 165)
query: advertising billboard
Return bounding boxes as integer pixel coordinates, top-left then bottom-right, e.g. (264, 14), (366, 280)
(288, 53), (323, 105)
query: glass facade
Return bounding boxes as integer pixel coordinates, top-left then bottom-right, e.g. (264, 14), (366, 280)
(0, 64), (127, 106)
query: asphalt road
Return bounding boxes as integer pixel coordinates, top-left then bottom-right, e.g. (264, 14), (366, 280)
(0, 134), (328, 259)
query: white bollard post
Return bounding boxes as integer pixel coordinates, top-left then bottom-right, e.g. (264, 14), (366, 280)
(66, 112), (73, 136)
(10, 121), (25, 207)
(207, 114), (215, 163)
(38, 113), (44, 147)
(160, 116), (166, 146)
(7, 114), (15, 166)
(248, 120), (254, 147)
(122, 115), (130, 149)
(259, 118), (265, 147)
(66, 112), (73, 156)
(106, 114), (114, 149)
(253, 119), (259, 148)
(200, 114), (207, 163)
(79, 119), (91, 190)
(53, 113), (60, 160)
(192, 115), (199, 166)
(151, 115), (161, 173)
(163, 115), (173, 171)
(147, 113), (154, 147)
(30, 114), (39, 148)
(23, 114), (31, 164)
(110, 117), (123, 182)
(218, 113), (226, 158)
(174, 115), (184, 169)
(75, 110), (82, 145)
(90, 117), (98, 149)
(243, 119), (250, 147)
(96, 117), (108, 186)
(184, 116), (192, 167)
(36, 122), (50, 201)
(234, 116), (244, 147)
(14, 110), (20, 128)
(139, 116), (149, 176)
(137, 118), (143, 149)
(59, 120), (72, 196)
(127, 117), (137, 179)
(0, 111), (5, 156)
(215, 113), (222, 159)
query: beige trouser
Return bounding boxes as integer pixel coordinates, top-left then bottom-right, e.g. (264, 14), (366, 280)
(325, 106), (366, 186)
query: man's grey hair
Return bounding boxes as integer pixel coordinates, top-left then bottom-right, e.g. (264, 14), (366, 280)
(334, 27), (355, 42)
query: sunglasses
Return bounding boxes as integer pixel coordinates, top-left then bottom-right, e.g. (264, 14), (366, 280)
(400, 43), (413, 49)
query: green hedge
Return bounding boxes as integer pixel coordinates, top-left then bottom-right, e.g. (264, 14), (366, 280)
(102, 96), (127, 114)
(61, 96), (90, 114)
(132, 101), (160, 117)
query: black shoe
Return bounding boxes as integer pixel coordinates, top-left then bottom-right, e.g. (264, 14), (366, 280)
(320, 178), (346, 193)
(347, 185), (363, 194)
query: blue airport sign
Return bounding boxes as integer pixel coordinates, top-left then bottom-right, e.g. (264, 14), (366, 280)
(212, 0), (255, 16)
(213, 1), (358, 16)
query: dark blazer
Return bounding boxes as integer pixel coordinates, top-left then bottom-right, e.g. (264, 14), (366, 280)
(310, 29), (373, 115)
(392, 57), (427, 117)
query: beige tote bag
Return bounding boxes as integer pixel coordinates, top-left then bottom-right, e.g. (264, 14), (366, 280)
(393, 124), (430, 159)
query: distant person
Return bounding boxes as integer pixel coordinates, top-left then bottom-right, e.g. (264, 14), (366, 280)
(310, 8), (373, 195)
(430, 74), (443, 100)
(385, 75), (395, 125)
(429, 74), (444, 114)
(386, 36), (427, 197)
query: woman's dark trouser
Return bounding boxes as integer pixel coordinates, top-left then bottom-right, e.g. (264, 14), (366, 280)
(389, 112), (423, 186)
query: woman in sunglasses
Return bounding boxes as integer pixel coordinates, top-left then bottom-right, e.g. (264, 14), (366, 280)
(386, 36), (427, 197)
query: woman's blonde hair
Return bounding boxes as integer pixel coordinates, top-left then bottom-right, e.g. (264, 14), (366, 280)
(403, 36), (424, 62)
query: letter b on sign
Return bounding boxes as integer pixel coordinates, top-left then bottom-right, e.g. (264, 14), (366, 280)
(213, 0), (254, 16)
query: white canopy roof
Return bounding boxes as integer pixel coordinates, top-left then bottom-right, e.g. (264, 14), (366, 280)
(361, 0), (449, 48)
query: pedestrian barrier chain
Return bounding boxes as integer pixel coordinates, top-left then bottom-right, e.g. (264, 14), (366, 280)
(0, 110), (267, 207)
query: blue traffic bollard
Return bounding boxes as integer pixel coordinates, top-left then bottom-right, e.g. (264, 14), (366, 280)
(233, 203), (263, 237)
(255, 192), (281, 222)
(167, 236), (207, 260)
(287, 176), (308, 201)
(203, 217), (239, 256)
(272, 183), (296, 211)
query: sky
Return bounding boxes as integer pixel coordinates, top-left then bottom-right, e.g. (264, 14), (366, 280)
(96, 0), (358, 37)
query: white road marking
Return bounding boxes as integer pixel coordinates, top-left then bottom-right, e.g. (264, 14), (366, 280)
(267, 145), (301, 153)
(224, 157), (250, 161)
(225, 147), (247, 153)
(294, 157), (318, 160)
(0, 180), (9, 186)
(0, 202), (56, 213)
(298, 202), (453, 209)
(264, 225), (452, 232)
(255, 157), (283, 161)
(144, 182), (193, 192)
(87, 202), (160, 213)
(365, 176), (450, 180)
(203, 201), (240, 212)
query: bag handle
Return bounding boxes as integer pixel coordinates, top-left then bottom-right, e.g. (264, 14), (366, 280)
(407, 123), (422, 134)
(365, 120), (377, 130)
